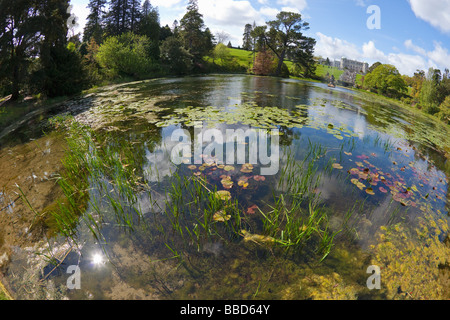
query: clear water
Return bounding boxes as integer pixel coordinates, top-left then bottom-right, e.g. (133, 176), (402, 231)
(1, 75), (449, 300)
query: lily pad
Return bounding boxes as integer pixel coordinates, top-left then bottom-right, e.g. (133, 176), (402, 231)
(379, 187), (388, 193)
(213, 210), (231, 222)
(240, 163), (253, 173)
(221, 178), (234, 189)
(332, 163), (343, 169)
(224, 165), (235, 172)
(214, 190), (231, 201)
(366, 187), (375, 195)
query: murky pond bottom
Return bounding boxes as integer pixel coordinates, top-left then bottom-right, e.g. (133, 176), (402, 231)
(1, 75), (449, 300)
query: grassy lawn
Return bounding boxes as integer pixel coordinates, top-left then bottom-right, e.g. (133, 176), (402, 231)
(222, 48), (347, 83)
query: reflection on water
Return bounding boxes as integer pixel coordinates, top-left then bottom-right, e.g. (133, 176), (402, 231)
(0, 75), (449, 300)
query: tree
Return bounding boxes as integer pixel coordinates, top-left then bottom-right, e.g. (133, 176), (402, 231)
(160, 36), (193, 75)
(215, 31), (229, 44)
(136, 0), (160, 60)
(419, 67), (440, 114)
(258, 11), (315, 77)
(83, 0), (107, 43)
(179, 0), (213, 64)
(34, 0), (88, 97)
(364, 64), (407, 98)
(105, 0), (142, 36)
(0, 0), (41, 100)
(437, 96), (450, 124)
(213, 43), (230, 64)
(252, 51), (277, 76)
(96, 32), (154, 78)
(368, 61), (382, 74)
(242, 23), (253, 51)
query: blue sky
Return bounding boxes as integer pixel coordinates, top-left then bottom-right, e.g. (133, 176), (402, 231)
(71, 0), (450, 76)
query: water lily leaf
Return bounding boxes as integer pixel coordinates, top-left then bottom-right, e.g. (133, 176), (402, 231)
(213, 210), (231, 222)
(356, 155), (369, 160)
(240, 230), (275, 244)
(240, 163), (253, 173)
(193, 171), (202, 176)
(187, 165), (197, 170)
(215, 190), (231, 201)
(246, 204), (258, 215)
(355, 161), (364, 167)
(224, 165), (235, 172)
(238, 180), (249, 188)
(332, 163), (343, 169)
(344, 151), (352, 156)
(221, 178), (234, 189)
(379, 187), (388, 193)
(253, 175), (266, 181)
(366, 187), (375, 195)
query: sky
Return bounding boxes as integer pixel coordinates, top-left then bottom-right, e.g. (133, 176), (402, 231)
(70, 0), (450, 76)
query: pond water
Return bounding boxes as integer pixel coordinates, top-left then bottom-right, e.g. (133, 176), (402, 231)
(0, 74), (449, 300)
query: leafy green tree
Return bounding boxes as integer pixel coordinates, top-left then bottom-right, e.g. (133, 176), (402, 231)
(160, 36), (193, 75)
(364, 64), (407, 98)
(83, 0), (107, 43)
(367, 61), (382, 74)
(0, 0), (41, 100)
(419, 68), (440, 114)
(96, 32), (154, 78)
(105, 0), (142, 36)
(213, 43), (230, 64)
(437, 96), (450, 124)
(242, 23), (253, 51)
(33, 0), (87, 98)
(136, 0), (160, 60)
(260, 11), (315, 77)
(179, 0), (213, 65)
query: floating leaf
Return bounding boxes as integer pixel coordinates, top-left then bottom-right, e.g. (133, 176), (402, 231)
(221, 178), (234, 189)
(238, 180), (249, 188)
(253, 175), (266, 181)
(344, 151), (352, 156)
(366, 187), (375, 195)
(246, 204), (258, 215)
(213, 210), (231, 222)
(241, 230), (275, 244)
(379, 187), (388, 193)
(355, 161), (364, 167)
(224, 165), (235, 172)
(332, 163), (343, 169)
(215, 190), (231, 201)
(187, 165), (197, 170)
(240, 163), (253, 173)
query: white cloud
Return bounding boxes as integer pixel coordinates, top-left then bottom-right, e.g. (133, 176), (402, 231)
(404, 40), (450, 71)
(404, 39), (427, 56)
(314, 32), (362, 61)
(408, 0), (450, 34)
(314, 32), (449, 76)
(277, 0), (307, 11)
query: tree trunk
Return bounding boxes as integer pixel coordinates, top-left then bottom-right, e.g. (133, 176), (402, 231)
(275, 50), (286, 77)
